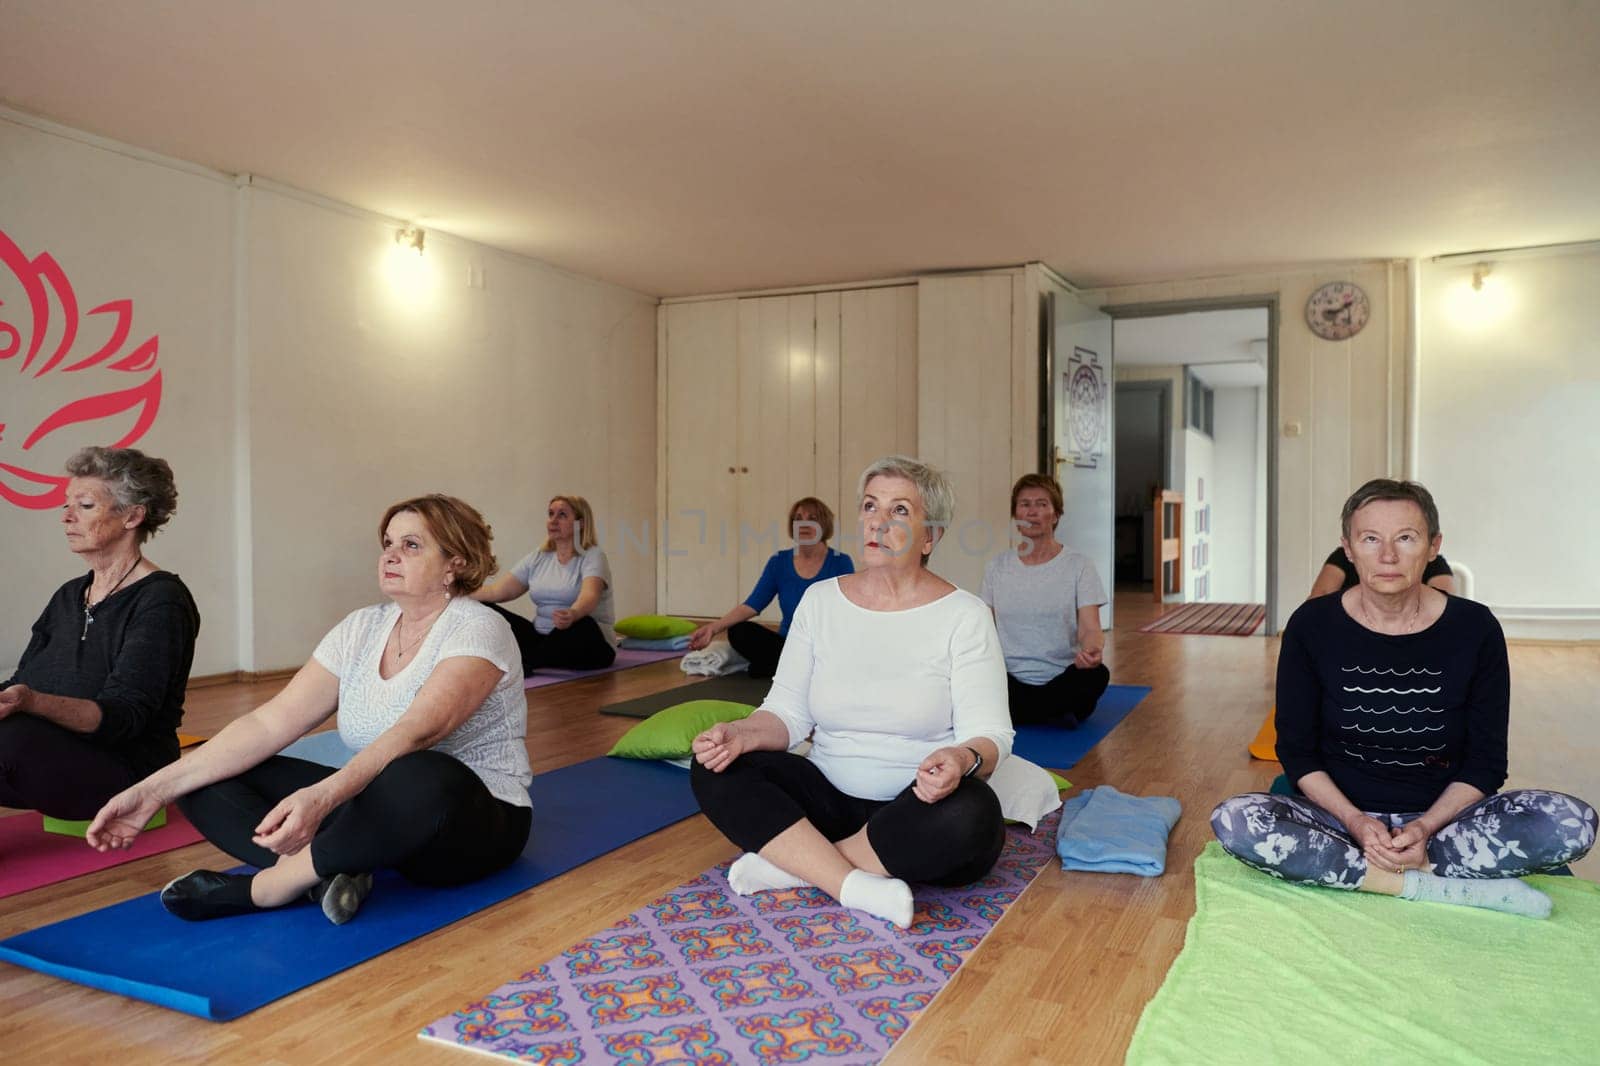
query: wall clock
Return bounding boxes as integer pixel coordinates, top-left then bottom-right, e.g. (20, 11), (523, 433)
(1305, 281), (1370, 340)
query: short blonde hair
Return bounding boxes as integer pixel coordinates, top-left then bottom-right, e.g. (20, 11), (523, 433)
(540, 494), (599, 553)
(856, 455), (955, 566)
(379, 495), (497, 593)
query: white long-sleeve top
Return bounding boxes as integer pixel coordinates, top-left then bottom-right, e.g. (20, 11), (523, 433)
(758, 578), (1014, 801)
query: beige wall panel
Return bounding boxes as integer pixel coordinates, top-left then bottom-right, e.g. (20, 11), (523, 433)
(917, 275), (1013, 593)
(813, 292), (842, 518)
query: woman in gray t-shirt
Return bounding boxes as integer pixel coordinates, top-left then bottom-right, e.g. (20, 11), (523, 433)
(979, 475), (1110, 728)
(473, 494), (617, 675)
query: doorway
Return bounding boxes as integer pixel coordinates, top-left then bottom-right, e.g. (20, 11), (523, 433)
(1107, 301), (1277, 634)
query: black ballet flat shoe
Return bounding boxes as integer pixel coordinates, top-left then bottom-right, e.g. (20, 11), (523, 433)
(309, 871), (375, 925)
(160, 870), (260, 921)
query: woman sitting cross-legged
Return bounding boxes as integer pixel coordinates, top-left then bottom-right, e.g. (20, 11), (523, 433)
(686, 496), (855, 679)
(690, 456), (1013, 929)
(1212, 479), (1596, 918)
(87, 494), (532, 925)
(981, 473), (1110, 729)
(473, 494), (617, 674)
(1, 446), (199, 821)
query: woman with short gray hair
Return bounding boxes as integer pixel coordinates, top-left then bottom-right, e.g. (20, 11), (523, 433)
(0, 446), (200, 820)
(690, 456), (1013, 929)
(1212, 478), (1595, 918)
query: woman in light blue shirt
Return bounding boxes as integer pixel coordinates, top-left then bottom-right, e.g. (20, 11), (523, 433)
(688, 497), (854, 679)
(474, 494), (616, 674)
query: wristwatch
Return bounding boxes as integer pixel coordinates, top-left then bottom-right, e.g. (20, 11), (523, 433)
(962, 746), (984, 778)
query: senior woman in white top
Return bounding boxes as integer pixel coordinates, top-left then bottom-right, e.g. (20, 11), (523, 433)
(89, 494), (531, 925)
(691, 456), (1013, 929)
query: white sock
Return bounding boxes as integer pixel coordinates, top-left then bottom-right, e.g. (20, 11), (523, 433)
(1399, 869), (1552, 919)
(839, 869), (914, 929)
(727, 853), (809, 896)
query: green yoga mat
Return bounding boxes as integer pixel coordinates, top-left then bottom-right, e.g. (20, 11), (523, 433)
(1128, 843), (1600, 1066)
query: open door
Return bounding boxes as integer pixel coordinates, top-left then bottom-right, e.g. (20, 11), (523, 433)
(1049, 291), (1115, 628)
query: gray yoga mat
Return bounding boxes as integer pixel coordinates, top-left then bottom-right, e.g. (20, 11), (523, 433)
(598, 672), (772, 718)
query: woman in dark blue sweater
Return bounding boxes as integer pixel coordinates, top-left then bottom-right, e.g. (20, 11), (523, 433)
(687, 497), (854, 679)
(1212, 480), (1595, 918)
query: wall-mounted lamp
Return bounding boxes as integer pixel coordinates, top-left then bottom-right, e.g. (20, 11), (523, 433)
(395, 225), (426, 255)
(1471, 262), (1492, 291)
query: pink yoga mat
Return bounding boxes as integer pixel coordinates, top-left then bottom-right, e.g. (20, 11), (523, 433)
(523, 648), (685, 690)
(0, 808), (204, 900)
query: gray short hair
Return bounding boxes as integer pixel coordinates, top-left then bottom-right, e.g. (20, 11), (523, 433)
(64, 446), (179, 543)
(856, 455), (956, 528)
(1340, 478), (1440, 542)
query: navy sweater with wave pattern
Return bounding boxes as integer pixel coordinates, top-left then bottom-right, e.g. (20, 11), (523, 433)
(1275, 592), (1508, 813)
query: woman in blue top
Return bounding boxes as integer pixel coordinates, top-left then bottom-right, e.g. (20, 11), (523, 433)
(688, 497), (854, 679)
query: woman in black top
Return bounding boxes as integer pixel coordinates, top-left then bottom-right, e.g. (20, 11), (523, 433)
(1212, 479), (1594, 918)
(0, 447), (199, 820)
(1308, 545), (1454, 597)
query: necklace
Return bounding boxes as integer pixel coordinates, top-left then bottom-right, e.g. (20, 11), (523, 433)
(82, 555), (145, 641)
(393, 604), (445, 660)
(1358, 588), (1423, 635)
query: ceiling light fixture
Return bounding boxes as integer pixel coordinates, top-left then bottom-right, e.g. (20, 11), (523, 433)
(1471, 263), (1491, 291)
(395, 225), (426, 255)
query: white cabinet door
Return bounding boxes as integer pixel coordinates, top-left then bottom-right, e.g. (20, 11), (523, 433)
(737, 293), (823, 621)
(662, 299), (740, 616)
(839, 285), (918, 549)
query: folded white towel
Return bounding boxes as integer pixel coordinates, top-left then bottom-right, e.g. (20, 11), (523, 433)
(681, 639), (749, 677)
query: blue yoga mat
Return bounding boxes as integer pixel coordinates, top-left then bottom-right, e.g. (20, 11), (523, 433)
(0, 755), (698, 1021)
(1009, 684), (1152, 770)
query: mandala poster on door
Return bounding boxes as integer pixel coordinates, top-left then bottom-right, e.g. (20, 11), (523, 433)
(1062, 346), (1107, 469)
(0, 225), (164, 510)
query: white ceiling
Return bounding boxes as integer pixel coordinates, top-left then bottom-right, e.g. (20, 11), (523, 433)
(1115, 309), (1268, 371)
(3, 1), (1598, 297)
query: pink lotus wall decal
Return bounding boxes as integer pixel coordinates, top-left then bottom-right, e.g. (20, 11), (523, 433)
(0, 225), (163, 510)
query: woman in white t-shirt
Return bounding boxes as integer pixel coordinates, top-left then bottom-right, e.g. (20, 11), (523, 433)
(690, 457), (1014, 929)
(980, 474), (1110, 729)
(88, 495), (532, 926)
(474, 494), (616, 674)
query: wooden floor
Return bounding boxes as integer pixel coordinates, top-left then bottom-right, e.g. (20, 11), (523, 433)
(2, 593), (1596, 1065)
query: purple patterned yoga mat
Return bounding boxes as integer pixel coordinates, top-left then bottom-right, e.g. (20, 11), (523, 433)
(420, 811), (1060, 1064)
(524, 648), (685, 690)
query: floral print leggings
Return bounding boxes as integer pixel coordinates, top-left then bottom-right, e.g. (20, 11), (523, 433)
(1211, 789), (1597, 889)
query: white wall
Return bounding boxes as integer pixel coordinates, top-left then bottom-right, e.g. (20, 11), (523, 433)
(245, 188), (658, 669)
(1, 113), (658, 676)
(1419, 250), (1600, 638)
(1210, 386), (1264, 602)
(0, 115), (239, 675)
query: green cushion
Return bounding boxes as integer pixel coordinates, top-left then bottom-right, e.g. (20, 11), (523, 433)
(613, 614), (699, 640)
(608, 699), (755, 760)
(1048, 770), (1072, 791)
(43, 807), (166, 838)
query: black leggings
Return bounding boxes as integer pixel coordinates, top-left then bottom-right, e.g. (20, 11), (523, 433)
(0, 715), (148, 819)
(178, 750), (531, 886)
(727, 621), (785, 680)
(1006, 664), (1110, 728)
(690, 750), (1005, 886)
(487, 603), (616, 675)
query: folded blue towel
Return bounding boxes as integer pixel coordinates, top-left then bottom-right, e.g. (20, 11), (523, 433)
(617, 634), (693, 651)
(1056, 785), (1181, 876)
